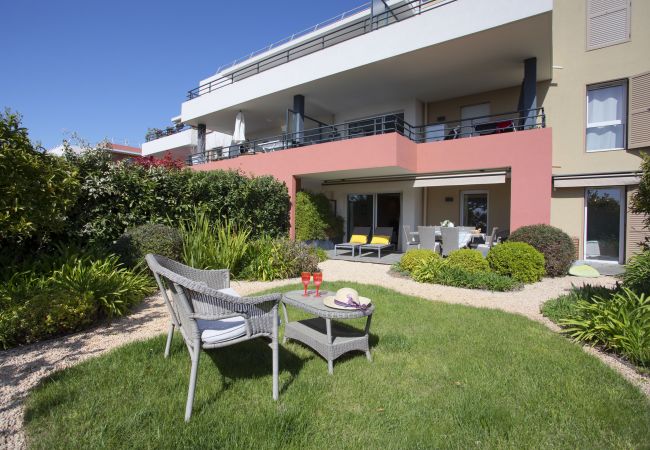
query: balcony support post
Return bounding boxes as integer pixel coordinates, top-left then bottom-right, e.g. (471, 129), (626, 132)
(293, 95), (305, 144)
(197, 124), (206, 156)
(518, 57), (537, 130)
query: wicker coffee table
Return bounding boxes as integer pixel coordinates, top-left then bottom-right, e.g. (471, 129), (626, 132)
(281, 290), (374, 374)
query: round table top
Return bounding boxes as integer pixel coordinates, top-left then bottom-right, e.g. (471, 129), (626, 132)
(282, 290), (374, 319)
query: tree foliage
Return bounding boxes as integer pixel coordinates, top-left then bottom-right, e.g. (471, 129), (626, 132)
(631, 153), (650, 248)
(0, 111), (79, 245)
(295, 191), (343, 241)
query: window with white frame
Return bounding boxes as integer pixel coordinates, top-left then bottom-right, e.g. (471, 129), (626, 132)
(586, 81), (627, 152)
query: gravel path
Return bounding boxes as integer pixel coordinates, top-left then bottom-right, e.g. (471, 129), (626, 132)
(1, 259), (648, 449)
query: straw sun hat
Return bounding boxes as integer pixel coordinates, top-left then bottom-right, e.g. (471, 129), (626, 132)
(323, 288), (371, 310)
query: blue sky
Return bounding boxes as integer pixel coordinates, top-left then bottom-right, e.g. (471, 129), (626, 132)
(1, 0), (363, 149)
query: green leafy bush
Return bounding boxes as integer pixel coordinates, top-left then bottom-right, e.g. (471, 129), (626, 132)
(64, 150), (290, 245)
(113, 224), (183, 268)
(412, 260), (521, 292)
(0, 255), (153, 349)
(542, 284), (620, 323)
(445, 249), (489, 273)
(561, 288), (650, 368)
(487, 242), (546, 283)
(179, 209), (250, 275)
(622, 250), (650, 295)
(313, 247), (329, 262)
(410, 256), (447, 283)
(242, 237), (319, 281)
(295, 191), (343, 241)
(398, 249), (441, 274)
(433, 265), (522, 291)
(0, 111), (79, 245)
(508, 224), (575, 277)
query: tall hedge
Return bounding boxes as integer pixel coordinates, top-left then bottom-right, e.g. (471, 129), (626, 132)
(0, 112), (79, 245)
(63, 148), (290, 245)
(295, 191), (343, 241)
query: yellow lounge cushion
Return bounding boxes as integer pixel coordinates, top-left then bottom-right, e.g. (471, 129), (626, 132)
(370, 235), (391, 245)
(349, 234), (367, 244)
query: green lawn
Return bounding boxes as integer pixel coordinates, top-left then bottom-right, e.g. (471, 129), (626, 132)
(25, 283), (650, 449)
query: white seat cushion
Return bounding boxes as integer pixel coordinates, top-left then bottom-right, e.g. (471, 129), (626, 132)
(217, 287), (240, 297)
(198, 317), (247, 344)
(198, 287), (246, 344)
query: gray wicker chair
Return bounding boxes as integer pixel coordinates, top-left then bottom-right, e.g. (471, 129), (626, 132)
(146, 254), (281, 422)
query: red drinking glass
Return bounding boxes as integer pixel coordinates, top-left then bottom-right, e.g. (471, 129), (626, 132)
(301, 272), (311, 296)
(313, 272), (323, 297)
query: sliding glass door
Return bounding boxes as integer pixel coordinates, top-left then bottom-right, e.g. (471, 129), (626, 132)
(584, 187), (624, 263)
(347, 193), (400, 244)
(460, 191), (489, 233)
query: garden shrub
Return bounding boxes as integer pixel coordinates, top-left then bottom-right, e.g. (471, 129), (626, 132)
(179, 209), (251, 275)
(508, 224), (575, 277)
(541, 284), (620, 323)
(0, 255), (153, 349)
(622, 250), (650, 295)
(398, 249), (440, 274)
(242, 237), (319, 281)
(445, 249), (489, 273)
(113, 224), (183, 268)
(411, 256), (447, 283)
(561, 288), (650, 368)
(487, 242), (546, 283)
(430, 265), (522, 292)
(295, 191), (344, 242)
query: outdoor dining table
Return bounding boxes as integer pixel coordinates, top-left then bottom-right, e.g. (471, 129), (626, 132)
(410, 229), (485, 248)
(281, 290), (374, 374)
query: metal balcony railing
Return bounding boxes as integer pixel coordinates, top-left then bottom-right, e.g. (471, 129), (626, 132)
(145, 124), (192, 142)
(187, 0), (452, 100)
(186, 108), (545, 165)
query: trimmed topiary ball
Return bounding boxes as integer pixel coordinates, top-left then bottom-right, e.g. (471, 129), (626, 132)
(113, 223), (183, 267)
(398, 249), (440, 273)
(445, 249), (489, 273)
(508, 224), (575, 277)
(487, 242), (546, 284)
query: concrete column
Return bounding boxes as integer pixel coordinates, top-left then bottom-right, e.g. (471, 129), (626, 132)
(518, 58), (537, 129)
(197, 124), (206, 155)
(293, 95), (304, 143)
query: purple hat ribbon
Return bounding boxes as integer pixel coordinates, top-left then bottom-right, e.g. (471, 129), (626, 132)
(334, 294), (369, 310)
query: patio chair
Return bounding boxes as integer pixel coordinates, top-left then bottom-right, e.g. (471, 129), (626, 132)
(417, 226), (440, 253)
(440, 227), (461, 257)
(476, 227), (499, 257)
(145, 254), (281, 422)
(403, 225), (420, 250)
(334, 227), (370, 257)
(360, 226), (395, 258)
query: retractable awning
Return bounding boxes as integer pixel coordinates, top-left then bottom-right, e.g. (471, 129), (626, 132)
(412, 170), (508, 188)
(553, 172), (640, 188)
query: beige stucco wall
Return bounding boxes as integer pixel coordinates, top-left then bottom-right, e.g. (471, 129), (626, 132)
(551, 187), (585, 258)
(547, 0), (650, 175)
(425, 181), (511, 232)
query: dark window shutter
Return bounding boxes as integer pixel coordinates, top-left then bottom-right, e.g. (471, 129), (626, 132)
(587, 0), (631, 50)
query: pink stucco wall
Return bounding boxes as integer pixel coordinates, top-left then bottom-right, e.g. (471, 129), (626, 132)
(192, 128), (552, 235)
